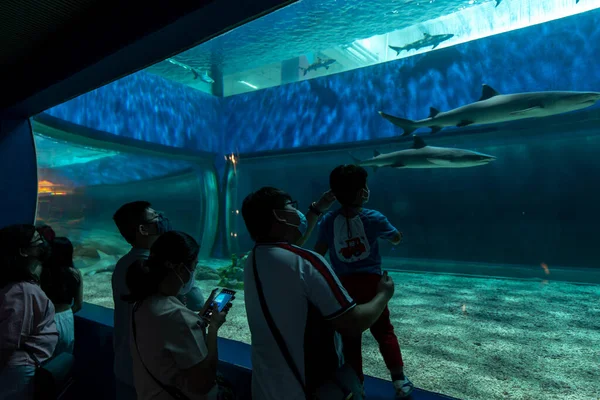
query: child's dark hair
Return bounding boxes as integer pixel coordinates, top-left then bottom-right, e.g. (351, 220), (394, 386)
(43, 237), (74, 270)
(40, 237), (81, 304)
(123, 231), (199, 303)
(329, 165), (368, 206)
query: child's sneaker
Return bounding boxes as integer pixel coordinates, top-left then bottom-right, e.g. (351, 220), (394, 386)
(393, 376), (414, 398)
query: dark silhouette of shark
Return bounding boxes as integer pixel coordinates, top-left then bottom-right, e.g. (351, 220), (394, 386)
(388, 33), (455, 56)
(299, 57), (336, 76)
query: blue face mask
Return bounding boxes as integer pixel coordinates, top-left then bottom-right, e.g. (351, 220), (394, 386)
(156, 214), (172, 235)
(275, 209), (308, 236)
(296, 210), (308, 236)
(145, 213), (172, 236)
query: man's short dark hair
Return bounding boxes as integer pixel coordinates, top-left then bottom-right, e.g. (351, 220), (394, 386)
(113, 201), (151, 245)
(329, 165), (368, 206)
(241, 187), (292, 241)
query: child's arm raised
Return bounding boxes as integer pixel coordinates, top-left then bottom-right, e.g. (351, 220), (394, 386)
(372, 210), (403, 245)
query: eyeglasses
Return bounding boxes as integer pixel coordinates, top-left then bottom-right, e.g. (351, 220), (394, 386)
(145, 212), (163, 224)
(286, 200), (298, 209)
(29, 234), (44, 246)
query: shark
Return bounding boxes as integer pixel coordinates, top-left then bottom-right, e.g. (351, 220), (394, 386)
(192, 69), (215, 84)
(350, 136), (495, 170)
(299, 57), (336, 76)
(388, 33), (455, 55)
(166, 58), (214, 84)
(75, 250), (121, 276)
(379, 84), (600, 136)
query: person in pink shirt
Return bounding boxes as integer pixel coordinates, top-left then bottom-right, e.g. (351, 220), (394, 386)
(0, 224), (58, 400)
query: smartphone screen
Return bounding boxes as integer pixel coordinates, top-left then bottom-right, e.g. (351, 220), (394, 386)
(213, 289), (235, 312)
(203, 288), (235, 318)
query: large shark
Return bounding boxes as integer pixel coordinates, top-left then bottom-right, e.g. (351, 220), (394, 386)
(350, 136), (495, 170)
(388, 33), (454, 55)
(379, 84), (600, 136)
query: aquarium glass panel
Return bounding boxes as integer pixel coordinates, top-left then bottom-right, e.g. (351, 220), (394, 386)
(33, 132), (223, 304)
(37, 1), (600, 399)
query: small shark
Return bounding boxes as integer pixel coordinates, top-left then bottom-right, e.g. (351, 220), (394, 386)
(192, 70), (215, 84)
(299, 57), (336, 76)
(350, 136), (496, 170)
(379, 84), (600, 136)
(75, 250), (120, 276)
(167, 58), (214, 84)
(388, 33), (455, 56)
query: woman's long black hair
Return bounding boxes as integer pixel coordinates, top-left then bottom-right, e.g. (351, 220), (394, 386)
(0, 224), (39, 288)
(123, 231), (199, 303)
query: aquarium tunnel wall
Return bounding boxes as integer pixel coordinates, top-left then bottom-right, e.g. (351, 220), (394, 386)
(0, 118), (38, 228)
(44, 7), (600, 153)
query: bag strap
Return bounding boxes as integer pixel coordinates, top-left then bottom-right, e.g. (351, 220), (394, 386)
(22, 345), (42, 368)
(252, 246), (310, 400)
(131, 302), (190, 400)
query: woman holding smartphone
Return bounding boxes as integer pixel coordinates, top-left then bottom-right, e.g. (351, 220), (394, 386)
(123, 230), (235, 400)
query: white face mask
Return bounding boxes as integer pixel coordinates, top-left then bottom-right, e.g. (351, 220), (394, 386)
(362, 188), (370, 204)
(175, 264), (196, 296)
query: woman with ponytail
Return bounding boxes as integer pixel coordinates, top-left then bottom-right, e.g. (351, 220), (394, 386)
(124, 231), (234, 400)
(39, 227), (83, 356)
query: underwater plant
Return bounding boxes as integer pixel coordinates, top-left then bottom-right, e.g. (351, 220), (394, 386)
(195, 252), (249, 290)
(216, 253), (248, 290)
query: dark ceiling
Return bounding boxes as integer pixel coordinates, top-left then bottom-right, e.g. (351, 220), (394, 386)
(0, 0), (293, 118)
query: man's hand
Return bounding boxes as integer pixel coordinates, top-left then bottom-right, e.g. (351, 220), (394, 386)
(315, 190), (336, 212)
(376, 271), (395, 301)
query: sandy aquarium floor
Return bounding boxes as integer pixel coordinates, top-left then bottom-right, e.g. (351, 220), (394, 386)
(85, 267), (600, 400)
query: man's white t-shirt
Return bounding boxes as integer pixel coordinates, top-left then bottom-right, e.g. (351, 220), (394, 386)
(130, 294), (218, 400)
(244, 243), (356, 400)
(112, 248), (148, 387)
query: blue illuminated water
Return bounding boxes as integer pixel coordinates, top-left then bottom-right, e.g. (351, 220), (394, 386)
(44, 8), (600, 155)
